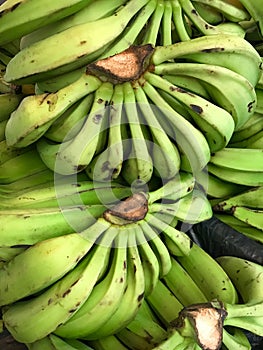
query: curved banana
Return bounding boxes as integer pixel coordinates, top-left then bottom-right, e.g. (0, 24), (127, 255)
(5, 74), (101, 148)
(144, 71), (235, 152)
(154, 62), (257, 130)
(207, 172), (246, 199)
(0, 148), (48, 184)
(0, 205), (106, 246)
(45, 94), (94, 143)
(0, 246), (27, 263)
(210, 147), (263, 172)
(0, 218), (112, 306)
(0, 93), (24, 121)
(121, 82), (153, 185)
(134, 223), (160, 296)
(46, 82), (113, 175)
(0, 0), (95, 46)
(177, 242), (239, 304)
(217, 256), (263, 303)
(54, 230), (128, 339)
(239, 0), (263, 36)
(20, 0), (126, 49)
(86, 84), (124, 181)
(230, 112), (263, 143)
(98, 0), (157, 59)
(134, 84), (181, 180)
(2, 224), (119, 343)
(192, 0), (250, 23)
(229, 129), (263, 149)
(84, 227), (145, 339)
(214, 186), (263, 211)
(4, 0), (150, 83)
(142, 0), (164, 45)
(163, 256), (208, 306)
(208, 163), (263, 186)
(146, 279), (184, 326)
(141, 79), (210, 173)
(151, 34), (262, 87)
(232, 206), (263, 230)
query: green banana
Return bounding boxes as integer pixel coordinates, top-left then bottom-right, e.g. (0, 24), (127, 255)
(20, 0), (127, 49)
(146, 279), (184, 326)
(83, 227), (145, 339)
(142, 0), (164, 45)
(86, 84), (124, 181)
(45, 94), (94, 142)
(5, 74), (101, 148)
(0, 92), (24, 121)
(54, 232), (128, 339)
(36, 67), (86, 93)
(39, 82), (113, 175)
(160, 0), (173, 46)
(141, 79), (210, 173)
(88, 334), (128, 350)
(213, 186), (263, 211)
(206, 172), (246, 199)
(151, 34), (262, 87)
(0, 177), (131, 209)
(4, 0), (150, 83)
(134, 223), (160, 296)
(0, 218), (112, 306)
(154, 62), (257, 130)
(49, 334), (95, 350)
(215, 213), (263, 244)
(208, 162), (263, 186)
(192, 0), (250, 22)
(121, 82), (153, 186)
(163, 256), (208, 306)
(230, 112), (263, 143)
(0, 168), (54, 194)
(232, 206), (263, 230)
(217, 256), (263, 303)
(2, 225), (119, 343)
(0, 246), (27, 263)
(222, 327), (252, 350)
(177, 242), (239, 304)
(0, 148), (48, 184)
(116, 305), (167, 350)
(178, 0), (245, 36)
(0, 0), (94, 46)
(192, 2), (223, 24)
(144, 71), (234, 152)
(134, 84), (181, 180)
(239, 0), (263, 36)
(210, 147), (263, 172)
(229, 129), (263, 149)
(98, 0), (157, 59)
(171, 0), (192, 42)
(136, 219), (171, 278)
(0, 205), (106, 246)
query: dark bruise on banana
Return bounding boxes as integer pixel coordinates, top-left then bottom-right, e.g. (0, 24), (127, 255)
(86, 44), (154, 84)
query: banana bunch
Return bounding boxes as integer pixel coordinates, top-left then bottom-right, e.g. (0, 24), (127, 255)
(0, 171), (214, 344)
(104, 240), (256, 350)
(212, 185), (263, 244)
(2, 34), (260, 191)
(0, 0), (254, 84)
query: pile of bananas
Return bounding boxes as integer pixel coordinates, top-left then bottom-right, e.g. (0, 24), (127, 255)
(0, 0), (263, 349)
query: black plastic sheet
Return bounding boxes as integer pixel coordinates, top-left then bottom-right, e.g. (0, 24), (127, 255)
(189, 216), (263, 265)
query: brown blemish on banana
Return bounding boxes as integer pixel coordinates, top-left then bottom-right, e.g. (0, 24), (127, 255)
(190, 104), (203, 114)
(201, 47), (225, 53)
(247, 100), (256, 113)
(86, 44), (154, 84)
(0, 2), (22, 16)
(103, 192), (148, 225)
